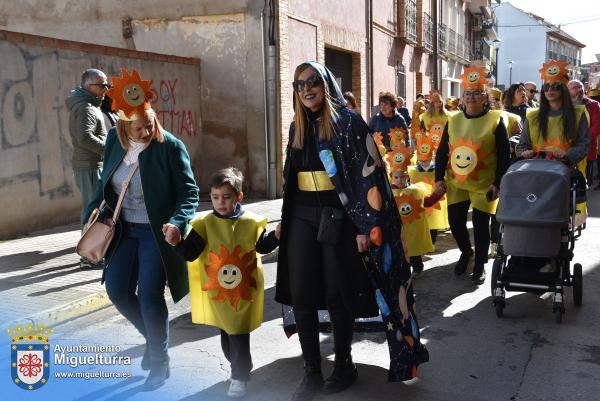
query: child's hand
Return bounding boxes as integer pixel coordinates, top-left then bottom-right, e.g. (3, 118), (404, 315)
(433, 180), (446, 195)
(275, 223), (281, 240)
(162, 223), (181, 246)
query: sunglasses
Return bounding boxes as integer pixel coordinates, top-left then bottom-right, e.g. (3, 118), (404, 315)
(542, 83), (562, 92)
(292, 74), (322, 92)
(528, 89), (538, 94)
(89, 83), (113, 89)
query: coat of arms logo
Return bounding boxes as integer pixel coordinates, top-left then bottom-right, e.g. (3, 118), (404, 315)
(8, 324), (53, 390)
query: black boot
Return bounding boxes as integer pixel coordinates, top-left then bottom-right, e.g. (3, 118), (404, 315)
(322, 356), (358, 394)
(290, 360), (323, 401)
(141, 345), (150, 371)
(472, 263), (486, 285)
(144, 357), (170, 390)
(454, 249), (474, 275)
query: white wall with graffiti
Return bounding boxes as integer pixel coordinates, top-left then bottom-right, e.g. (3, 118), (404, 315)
(0, 38), (201, 238)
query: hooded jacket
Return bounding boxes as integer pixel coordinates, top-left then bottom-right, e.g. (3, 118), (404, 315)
(276, 61), (428, 381)
(65, 87), (106, 170)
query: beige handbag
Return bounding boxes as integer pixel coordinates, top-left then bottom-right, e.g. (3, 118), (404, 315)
(76, 163), (139, 264)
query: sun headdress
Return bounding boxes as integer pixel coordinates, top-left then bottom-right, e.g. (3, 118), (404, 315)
(107, 68), (153, 121)
(539, 59), (569, 84)
(460, 65), (488, 90)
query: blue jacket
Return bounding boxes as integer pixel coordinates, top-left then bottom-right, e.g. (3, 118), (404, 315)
(368, 110), (410, 148)
(84, 128), (199, 302)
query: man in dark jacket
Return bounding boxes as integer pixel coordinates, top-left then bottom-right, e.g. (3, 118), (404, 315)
(369, 91), (409, 148)
(66, 68), (108, 268)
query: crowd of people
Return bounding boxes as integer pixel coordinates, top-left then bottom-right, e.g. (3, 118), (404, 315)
(67, 58), (597, 400)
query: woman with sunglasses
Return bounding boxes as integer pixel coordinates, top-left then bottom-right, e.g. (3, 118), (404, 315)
(517, 60), (589, 165)
(276, 61), (427, 401)
(434, 65), (511, 285)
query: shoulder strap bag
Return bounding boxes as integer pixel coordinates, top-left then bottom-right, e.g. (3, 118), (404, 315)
(76, 163), (139, 263)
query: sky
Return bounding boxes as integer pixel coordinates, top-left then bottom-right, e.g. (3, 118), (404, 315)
(499, 0), (600, 64)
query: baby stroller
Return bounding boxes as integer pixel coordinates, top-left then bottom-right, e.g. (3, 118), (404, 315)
(491, 156), (586, 323)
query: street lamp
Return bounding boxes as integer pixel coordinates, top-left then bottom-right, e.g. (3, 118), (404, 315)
(508, 60), (514, 86)
(493, 39), (501, 84)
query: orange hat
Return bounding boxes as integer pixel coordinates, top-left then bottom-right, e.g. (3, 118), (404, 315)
(460, 65), (488, 90)
(416, 135), (434, 162)
(107, 68), (153, 121)
(539, 60), (569, 84)
(386, 140), (412, 172)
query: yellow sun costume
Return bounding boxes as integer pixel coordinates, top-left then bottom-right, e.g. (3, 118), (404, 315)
(393, 183), (434, 256)
(529, 60), (590, 221)
(187, 211), (267, 335)
(408, 166), (449, 230)
(420, 112), (448, 149)
(501, 111), (521, 137)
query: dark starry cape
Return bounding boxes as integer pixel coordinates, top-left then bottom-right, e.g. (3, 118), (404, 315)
(277, 61), (428, 381)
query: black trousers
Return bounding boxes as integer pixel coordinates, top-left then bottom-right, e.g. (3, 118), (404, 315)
(287, 207), (354, 364)
(490, 214), (500, 244)
(448, 200), (491, 265)
(220, 330), (252, 381)
(586, 159), (595, 186)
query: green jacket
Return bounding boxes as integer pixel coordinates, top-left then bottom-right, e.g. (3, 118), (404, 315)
(85, 128), (199, 302)
(65, 87), (106, 170)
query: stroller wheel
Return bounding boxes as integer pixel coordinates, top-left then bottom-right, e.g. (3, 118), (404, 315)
(491, 259), (502, 297)
(495, 302), (504, 318)
(573, 263), (583, 306)
(555, 309), (563, 324)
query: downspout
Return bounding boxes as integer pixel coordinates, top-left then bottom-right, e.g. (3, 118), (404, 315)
(368, 0), (374, 117)
(432, 0), (439, 89)
(262, 0), (278, 199)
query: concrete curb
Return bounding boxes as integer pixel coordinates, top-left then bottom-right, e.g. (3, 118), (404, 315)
(5, 291), (112, 331)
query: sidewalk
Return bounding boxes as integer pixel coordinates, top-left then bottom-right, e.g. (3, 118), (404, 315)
(0, 199), (283, 330)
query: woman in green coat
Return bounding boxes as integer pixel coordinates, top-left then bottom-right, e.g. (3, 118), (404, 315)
(84, 69), (199, 389)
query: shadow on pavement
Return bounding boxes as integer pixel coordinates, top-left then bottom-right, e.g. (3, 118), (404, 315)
(0, 247), (76, 272)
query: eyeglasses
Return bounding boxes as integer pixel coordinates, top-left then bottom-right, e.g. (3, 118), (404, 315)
(542, 83), (562, 92)
(463, 91), (484, 98)
(292, 74), (322, 92)
(89, 83), (112, 89)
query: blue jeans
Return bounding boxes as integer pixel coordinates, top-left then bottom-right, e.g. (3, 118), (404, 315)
(104, 222), (169, 366)
(74, 168), (101, 226)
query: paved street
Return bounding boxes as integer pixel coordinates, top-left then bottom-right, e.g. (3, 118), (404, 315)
(2, 193), (600, 400)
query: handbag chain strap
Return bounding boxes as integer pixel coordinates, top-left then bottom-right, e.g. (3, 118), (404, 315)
(110, 163), (139, 225)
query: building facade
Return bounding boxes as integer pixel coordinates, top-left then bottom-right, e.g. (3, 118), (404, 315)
(495, 2), (584, 90)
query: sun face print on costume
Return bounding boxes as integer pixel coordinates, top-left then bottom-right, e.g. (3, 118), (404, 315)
(449, 137), (488, 184)
(413, 130), (424, 141)
(108, 68), (152, 120)
(532, 137), (570, 154)
(372, 132), (387, 156)
(428, 122), (444, 145)
(394, 192), (424, 224)
(202, 245), (257, 311)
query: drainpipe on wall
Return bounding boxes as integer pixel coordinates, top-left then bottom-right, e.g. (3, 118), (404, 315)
(432, 0), (438, 89)
(367, 0), (373, 118)
(262, 0), (278, 199)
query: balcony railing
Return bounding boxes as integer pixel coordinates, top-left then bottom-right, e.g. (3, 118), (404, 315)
(406, 0), (417, 42)
(438, 23), (447, 53)
(423, 12), (433, 51)
(456, 34), (464, 59)
(448, 28), (457, 55)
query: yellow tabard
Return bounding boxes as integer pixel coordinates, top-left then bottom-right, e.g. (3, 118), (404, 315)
(394, 183), (434, 256)
(527, 105), (589, 218)
(187, 211), (267, 335)
(501, 111), (521, 137)
(419, 111), (448, 146)
(408, 166), (449, 230)
(446, 110), (502, 214)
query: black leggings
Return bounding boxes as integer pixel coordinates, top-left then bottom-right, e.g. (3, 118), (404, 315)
(287, 209), (354, 364)
(220, 330), (251, 381)
(448, 200), (491, 265)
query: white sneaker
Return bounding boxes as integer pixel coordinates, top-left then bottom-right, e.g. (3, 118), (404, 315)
(227, 379), (247, 398)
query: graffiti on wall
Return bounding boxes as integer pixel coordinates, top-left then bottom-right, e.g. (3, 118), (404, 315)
(150, 79), (198, 137)
(0, 40), (200, 220)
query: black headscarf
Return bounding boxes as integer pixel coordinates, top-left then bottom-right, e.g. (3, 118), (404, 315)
(295, 61), (347, 109)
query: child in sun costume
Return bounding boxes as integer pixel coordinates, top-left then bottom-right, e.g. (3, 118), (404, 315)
(517, 60), (590, 226)
(435, 65), (511, 284)
(179, 168), (279, 397)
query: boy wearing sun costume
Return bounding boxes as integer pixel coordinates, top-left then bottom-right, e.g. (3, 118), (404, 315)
(179, 167), (279, 398)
